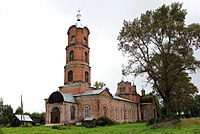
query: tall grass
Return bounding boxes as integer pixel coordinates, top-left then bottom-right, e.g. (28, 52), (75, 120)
(180, 117), (200, 126)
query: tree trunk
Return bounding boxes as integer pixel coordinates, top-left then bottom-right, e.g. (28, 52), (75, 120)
(163, 97), (172, 117)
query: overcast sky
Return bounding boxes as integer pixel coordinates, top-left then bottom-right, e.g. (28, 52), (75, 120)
(0, 0), (199, 113)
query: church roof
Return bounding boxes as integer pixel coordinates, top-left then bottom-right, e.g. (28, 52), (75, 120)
(74, 88), (106, 96)
(74, 88), (133, 103)
(48, 91), (76, 103)
(112, 95), (133, 103)
(61, 93), (76, 103)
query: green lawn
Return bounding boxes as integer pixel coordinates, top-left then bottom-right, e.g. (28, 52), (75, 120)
(1, 123), (200, 134)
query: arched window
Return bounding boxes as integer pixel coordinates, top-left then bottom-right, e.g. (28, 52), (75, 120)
(104, 105), (108, 117)
(84, 105), (89, 118)
(121, 109), (124, 119)
(84, 52), (88, 62)
(85, 71), (88, 82)
(68, 70), (73, 82)
(84, 37), (87, 45)
(115, 108), (119, 119)
(111, 107), (114, 119)
(71, 36), (75, 44)
(52, 107), (59, 112)
(126, 107), (129, 119)
(70, 106), (75, 120)
(69, 50), (74, 61)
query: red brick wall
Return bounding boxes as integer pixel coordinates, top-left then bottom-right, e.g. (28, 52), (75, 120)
(64, 25), (91, 86)
(75, 90), (140, 123)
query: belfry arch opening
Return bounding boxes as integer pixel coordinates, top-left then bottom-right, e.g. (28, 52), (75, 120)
(69, 50), (74, 61)
(68, 70), (73, 82)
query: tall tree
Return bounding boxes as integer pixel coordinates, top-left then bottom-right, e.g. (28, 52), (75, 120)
(191, 94), (200, 117)
(168, 72), (197, 115)
(2, 105), (13, 121)
(118, 3), (200, 116)
(15, 106), (23, 115)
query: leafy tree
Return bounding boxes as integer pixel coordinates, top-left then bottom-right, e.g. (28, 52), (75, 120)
(24, 112), (30, 116)
(39, 112), (45, 124)
(191, 94), (200, 117)
(15, 106), (23, 115)
(30, 112), (45, 124)
(169, 72), (197, 115)
(30, 112), (41, 118)
(93, 81), (106, 89)
(0, 115), (9, 126)
(118, 3), (200, 117)
(0, 105), (13, 125)
(2, 105), (13, 121)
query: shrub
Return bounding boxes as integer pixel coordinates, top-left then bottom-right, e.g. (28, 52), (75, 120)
(180, 117), (200, 126)
(22, 123), (32, 127)
(52, 125), (66, 130)
(96, 117), (117, 126)
(147, 118), (162, 126)
(147, 118), (180, 129)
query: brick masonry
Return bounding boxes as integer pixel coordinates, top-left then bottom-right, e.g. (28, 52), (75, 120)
(45, 23), (157, 124)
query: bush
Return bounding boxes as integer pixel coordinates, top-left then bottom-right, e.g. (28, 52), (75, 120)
(180, 117), (200, 126)
(22, 123), (32, 127)
(96, 117), (117, 126)
(0, 116), (9, 126)
(52, 125), (66, 130)
(147, 118), (180, 129)
(147, 118), (162, 126)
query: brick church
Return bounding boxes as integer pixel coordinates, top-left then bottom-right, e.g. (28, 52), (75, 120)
(45, 11), (157, 124)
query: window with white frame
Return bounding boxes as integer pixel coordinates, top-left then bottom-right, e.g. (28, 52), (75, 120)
(126, 107), (129, 119)
(71, 36), (75, 44)
(84, 37), (87, 45)
(116, 108), (119, 119)
(104, 105), (108, 117)
(84, 105), (89, 118)
(121, 109), (124, 119)
(111, 108), (114, 119)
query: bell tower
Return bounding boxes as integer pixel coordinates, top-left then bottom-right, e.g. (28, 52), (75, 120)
(60, 10), (91, 94)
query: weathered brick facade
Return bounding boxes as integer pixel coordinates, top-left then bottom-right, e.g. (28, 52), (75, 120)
(45, 12), (157, 124)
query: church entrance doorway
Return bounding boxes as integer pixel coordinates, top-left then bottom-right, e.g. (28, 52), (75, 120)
(51, 107), (60, 123)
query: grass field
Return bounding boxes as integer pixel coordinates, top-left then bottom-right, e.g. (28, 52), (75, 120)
(1, 119), (200, 134)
